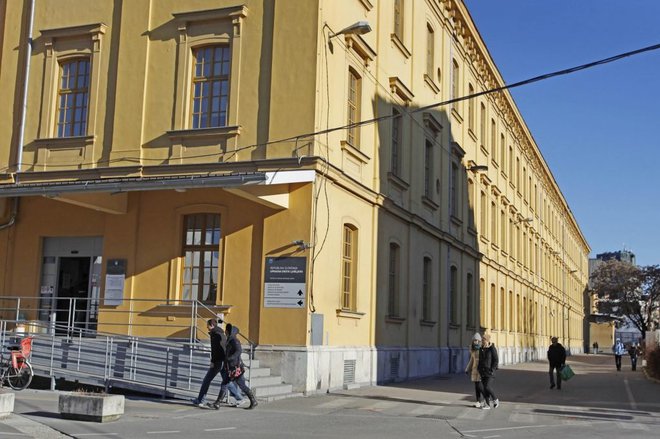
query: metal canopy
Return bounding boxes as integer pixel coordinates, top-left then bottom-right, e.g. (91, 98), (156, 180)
(0, 173), (267, 197)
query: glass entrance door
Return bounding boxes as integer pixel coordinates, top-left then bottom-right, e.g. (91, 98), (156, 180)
(55, 257), (91, 335)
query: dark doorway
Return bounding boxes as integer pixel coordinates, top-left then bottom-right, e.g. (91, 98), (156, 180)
(56, 257), (91, 335)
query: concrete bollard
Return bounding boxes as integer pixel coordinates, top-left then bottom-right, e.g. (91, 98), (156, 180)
(58, 393), (124, 423)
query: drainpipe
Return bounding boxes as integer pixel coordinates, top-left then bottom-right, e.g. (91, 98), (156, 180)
(0, 198), (19, 230)
(16, 0), (36, 178)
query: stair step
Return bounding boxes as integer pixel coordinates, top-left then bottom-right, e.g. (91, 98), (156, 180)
(247, 375), (283, 387)
(253, 383), (293, 398)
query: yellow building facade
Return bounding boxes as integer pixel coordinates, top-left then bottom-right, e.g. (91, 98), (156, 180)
(0, 0), (588, 392)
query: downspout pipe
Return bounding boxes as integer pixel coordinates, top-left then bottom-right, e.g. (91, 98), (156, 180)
(0, 198), (19, 231)
(16, 0), (36, 177)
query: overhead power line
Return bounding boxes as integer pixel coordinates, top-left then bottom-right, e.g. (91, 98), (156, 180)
(6, 41), (660, 172)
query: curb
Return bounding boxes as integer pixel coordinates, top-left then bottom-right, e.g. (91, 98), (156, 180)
(641, 366), (660, 384)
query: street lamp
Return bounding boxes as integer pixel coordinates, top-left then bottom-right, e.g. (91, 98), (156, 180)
(328, 21), (372, 39)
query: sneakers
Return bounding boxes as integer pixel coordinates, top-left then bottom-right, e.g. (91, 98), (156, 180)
(481, 401), (491, 410)
(474, 401), (483, 408)
(550, 383), (555, 389)
(206, 402), (220, 410)
(191, 398), (207, 408)
(493, 399), (499, 408)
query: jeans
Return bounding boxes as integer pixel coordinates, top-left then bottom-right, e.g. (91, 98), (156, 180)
(196, 364), (243, 402)
(631, 356), (637, 370)
(615, 355), (622, 371)
(481, 376), (497, 402)
(474, 381), (485, 402)
(549, 364), (562, 388)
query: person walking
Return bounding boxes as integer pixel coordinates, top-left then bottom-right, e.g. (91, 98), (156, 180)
(594, 341), (599, 354)
(465, 333), (486, 408)
(613, 338), (625, 371)
(191, 319), (244, 408)
(477, 333), (499, 409)
(208, 324), (258, 410)
(628, 343), (639, 371)
(547, 336), (566, 390)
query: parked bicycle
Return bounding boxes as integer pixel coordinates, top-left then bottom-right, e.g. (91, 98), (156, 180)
(0, 336), (33, 390)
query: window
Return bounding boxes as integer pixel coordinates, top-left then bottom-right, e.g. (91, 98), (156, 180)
(466, 273), (474, 327)
(424, 140), (433, 198)
(393, 0), (404, 41)
(426, 24), (434, 77)
(468, 84), (475, 131)
(509, 291), (514, 330)
(391, 109), (401, 175)
(516, 157), (521, 190)
(57, 58), (90, 137)
(500, 210), (506, 252)
(467, 179), (475, 227)
(450, 163), (458, 217)
(191, 46), (230, 129)
(490, 119), (496, 158)
(347, 68), (362, 147)
(480, 191), (487, 237)
(341, 225), (358, 311)
(490, 283), (496, 330)
(451, 60), (460, 113)
(182, 214), (221, 303)
(388, 243), (400, 316)
(500, 288), (506, 331)
(422, 257), (432, 321)
(450, 266), (458, 324)
(479, 278), (485, 327)
(500, 134), (506, 169)
(491, 201), (497, 245)
(508, 145), (513, 177)
(480, 103), (486, 150)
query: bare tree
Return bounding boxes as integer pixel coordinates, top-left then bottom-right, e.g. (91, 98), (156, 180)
(590, 260), (660, 341)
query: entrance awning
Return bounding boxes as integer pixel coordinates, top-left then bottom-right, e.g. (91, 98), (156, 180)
(0, 173), (267, 197)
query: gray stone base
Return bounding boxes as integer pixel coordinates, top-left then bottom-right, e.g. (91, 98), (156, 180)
(58, 393), (124, 423)
(0, 392), (15, 419)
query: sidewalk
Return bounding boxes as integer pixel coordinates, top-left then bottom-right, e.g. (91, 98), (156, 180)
(2, 353), (657, 438)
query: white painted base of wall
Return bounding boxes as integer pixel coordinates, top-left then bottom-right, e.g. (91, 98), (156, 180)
(256, 344), (551, 395)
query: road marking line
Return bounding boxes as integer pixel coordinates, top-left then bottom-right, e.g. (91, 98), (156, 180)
(483, 435), (501, 438)
(458, 407), (487, 420)
(317, 398), (353, 409)
(0, 433), (28, 437)
(204, 427), (237, 432)
(146, 431), (181, 435)
(623, 378), (638, 410)
(75, 434), (120, 437)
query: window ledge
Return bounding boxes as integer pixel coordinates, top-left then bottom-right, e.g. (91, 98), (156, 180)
(421, 196), (439, 211)
(420, 319), (436, 327)
(451, 107), (462, 123)
(467, 226), (477, 236)
(387, 172), (409, 191)
(479, 236), (489, 245)
(390, 33), (411, 59)
(386, 315), (406, 324)
(467, 129), (477, 142)
(450, 215), (463, 227)
(423, 74), (440, 94)
(336, 309), (366, 319)
(449, 323), (460, 329)
(357, 0), (374, 10)
(341, 140), (370, 164)
(167, 125), (241, 142)
(34, 135), (95, 148)
(491, 243), (499, 251)
(480, 144), (488, 156)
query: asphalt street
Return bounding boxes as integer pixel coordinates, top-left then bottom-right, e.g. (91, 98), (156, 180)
(1, 353), (658, 438)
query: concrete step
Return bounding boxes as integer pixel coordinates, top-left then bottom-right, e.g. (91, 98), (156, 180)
(248, 375), (284, 387)
(253, 383), (293, 398)
(245, 367), (270, 378)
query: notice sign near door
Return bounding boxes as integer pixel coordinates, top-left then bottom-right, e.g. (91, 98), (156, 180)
(104, 259), (126, 306)
(264, 257), (306, 308)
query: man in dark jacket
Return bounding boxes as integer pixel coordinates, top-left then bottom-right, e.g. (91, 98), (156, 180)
(208, 324), (258, 410)
(192, 319), (243, 407)
(547, 336), (566, 390)
(478, 333), (499, 409)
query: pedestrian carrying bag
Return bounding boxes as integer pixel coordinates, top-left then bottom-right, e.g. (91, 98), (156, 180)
(559, 364), (575, 381)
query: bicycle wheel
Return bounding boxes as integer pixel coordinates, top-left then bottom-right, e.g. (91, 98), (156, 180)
(7, 360), (33, 390)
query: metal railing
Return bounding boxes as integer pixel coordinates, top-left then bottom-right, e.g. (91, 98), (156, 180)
(0, 296), (258, 394)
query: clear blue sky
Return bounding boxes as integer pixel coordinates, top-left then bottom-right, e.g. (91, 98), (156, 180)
(464, 1), (660, 266)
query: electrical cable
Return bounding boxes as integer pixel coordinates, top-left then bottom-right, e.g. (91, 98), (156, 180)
(5, 41), (658, 172)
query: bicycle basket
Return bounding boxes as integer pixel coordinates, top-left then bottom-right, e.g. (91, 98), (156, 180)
(20, 337), (33, 357)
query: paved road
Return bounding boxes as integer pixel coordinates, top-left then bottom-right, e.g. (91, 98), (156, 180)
(1, 353), (658, 438)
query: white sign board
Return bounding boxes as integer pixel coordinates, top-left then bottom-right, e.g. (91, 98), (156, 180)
(264, 257), (306, 308)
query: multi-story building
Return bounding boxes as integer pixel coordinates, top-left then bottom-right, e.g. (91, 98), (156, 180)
(0, 0), (588, 393)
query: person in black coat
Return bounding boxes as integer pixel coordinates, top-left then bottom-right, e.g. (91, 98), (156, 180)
(209, 324), (258, 410)
(547, 336), (566, 390)
(191, 319), (226, 406)
(478, 333), (499, 409)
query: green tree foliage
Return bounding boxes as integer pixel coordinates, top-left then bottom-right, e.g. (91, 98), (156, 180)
(590, 260), (660, 340)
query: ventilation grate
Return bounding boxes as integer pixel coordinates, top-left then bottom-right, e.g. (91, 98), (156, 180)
(343, 359), (356, 384)
(390, 355), (400, 378)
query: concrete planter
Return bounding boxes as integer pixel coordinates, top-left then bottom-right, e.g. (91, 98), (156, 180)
(58, 393), (124, 422)
(0, 392), (15, 419)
